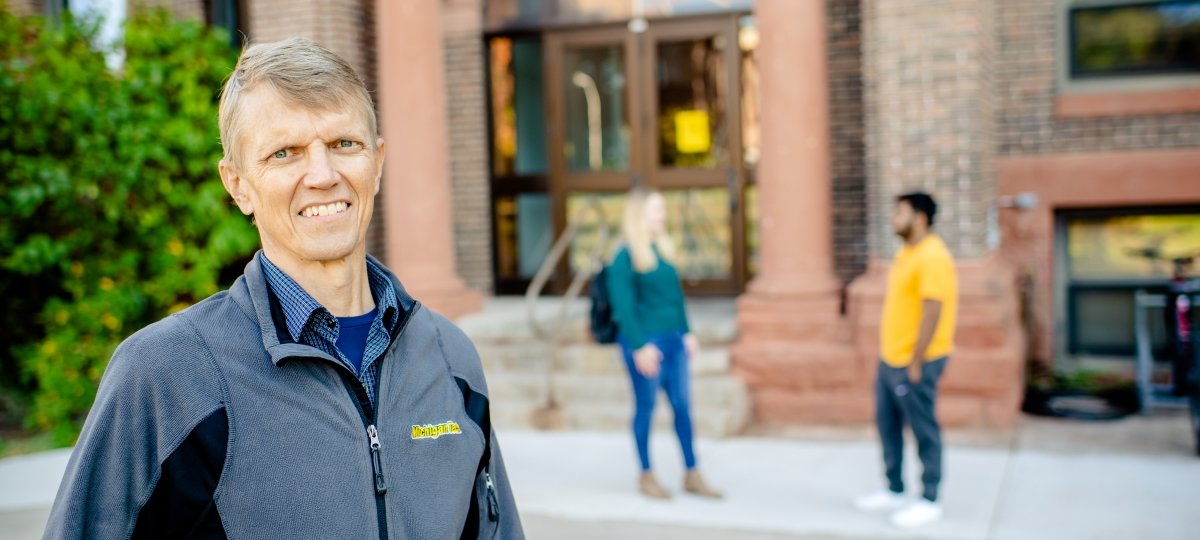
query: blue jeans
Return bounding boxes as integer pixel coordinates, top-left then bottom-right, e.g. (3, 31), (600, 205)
(619, 329), (697, 472)
(875, 357), (948, 502)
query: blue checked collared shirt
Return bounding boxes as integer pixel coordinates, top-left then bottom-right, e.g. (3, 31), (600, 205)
(260, 254), (400, 408)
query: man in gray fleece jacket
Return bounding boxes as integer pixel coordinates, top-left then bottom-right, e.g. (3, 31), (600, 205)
(44, 37), (523, 539)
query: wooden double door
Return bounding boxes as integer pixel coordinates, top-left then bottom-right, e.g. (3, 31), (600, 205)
(543, 16), (752, 294)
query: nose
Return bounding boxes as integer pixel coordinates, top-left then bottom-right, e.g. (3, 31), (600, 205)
(303, 144), (338, 189)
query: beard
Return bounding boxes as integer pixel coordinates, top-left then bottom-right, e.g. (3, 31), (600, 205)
(893, 221), (913, 241)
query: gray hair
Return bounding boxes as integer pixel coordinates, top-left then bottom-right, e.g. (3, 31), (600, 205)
(218, 37), (377, 166)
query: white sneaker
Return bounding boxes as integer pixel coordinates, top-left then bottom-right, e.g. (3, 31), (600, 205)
(890, 498), (943, 528)
(853, 489), (907, 511)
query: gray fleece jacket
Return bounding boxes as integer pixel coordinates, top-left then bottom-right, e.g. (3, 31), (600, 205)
(43, 254), (523, 539)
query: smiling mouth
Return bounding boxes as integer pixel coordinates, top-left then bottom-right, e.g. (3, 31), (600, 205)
(300, 202), (350, 218)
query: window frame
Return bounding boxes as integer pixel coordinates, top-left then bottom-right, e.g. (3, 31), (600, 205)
(484, 32), (555, 294)
(1056, 205), (1200, 359)
(1057, 0), (1200, 93)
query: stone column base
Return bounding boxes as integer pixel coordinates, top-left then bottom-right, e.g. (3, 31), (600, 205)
(407, 276), (484, 321)
(732, 255), (1027, 428)
(732, 284), (869, 424)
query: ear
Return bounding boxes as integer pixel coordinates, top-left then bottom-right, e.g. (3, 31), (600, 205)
(373, 137), (386, 196)
(219, 159), (255, 216)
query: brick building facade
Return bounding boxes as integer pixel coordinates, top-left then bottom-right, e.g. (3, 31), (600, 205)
(14, 0), (1200, 427)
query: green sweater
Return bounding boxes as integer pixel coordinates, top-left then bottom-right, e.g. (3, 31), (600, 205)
(606, 246), (691, 350)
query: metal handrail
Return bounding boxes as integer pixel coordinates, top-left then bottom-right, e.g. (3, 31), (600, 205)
(524, 197), (611, 340)
(523, 196), (611, 428)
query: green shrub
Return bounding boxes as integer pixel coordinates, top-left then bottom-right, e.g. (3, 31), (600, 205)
(0, 7), (258, 444)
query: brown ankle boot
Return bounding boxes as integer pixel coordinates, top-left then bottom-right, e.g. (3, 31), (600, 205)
(638, 472), (671, 499)
(684, 470), (723, 499)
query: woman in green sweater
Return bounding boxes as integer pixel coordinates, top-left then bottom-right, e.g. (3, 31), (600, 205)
(606, 187), (721, 500)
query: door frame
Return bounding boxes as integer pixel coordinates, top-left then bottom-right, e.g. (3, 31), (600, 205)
(543, 15), (747, 295)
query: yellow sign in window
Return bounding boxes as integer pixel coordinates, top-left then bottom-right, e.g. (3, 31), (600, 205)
(674, 110), (711, 154)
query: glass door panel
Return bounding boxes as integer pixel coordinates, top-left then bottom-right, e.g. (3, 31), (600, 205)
(544, 17), (745, 294)
(565, 191), (627, 274)
(644, 18), (744, 292)
(664, 188), (733, 283)
(654, 37), (729, 170)
(562, 44), (630, 173)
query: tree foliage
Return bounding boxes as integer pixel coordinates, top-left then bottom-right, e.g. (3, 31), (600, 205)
(0, 7), (257, 443)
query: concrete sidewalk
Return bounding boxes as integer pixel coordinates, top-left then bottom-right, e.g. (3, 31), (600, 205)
(4, 419), (1199, 540)
(510, 428), (1200, 540)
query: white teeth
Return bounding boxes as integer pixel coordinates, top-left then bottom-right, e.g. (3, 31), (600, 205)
(301, 202), (349, 218)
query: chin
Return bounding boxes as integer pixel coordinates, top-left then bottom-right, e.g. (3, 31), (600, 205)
(296, 241), (362, 263)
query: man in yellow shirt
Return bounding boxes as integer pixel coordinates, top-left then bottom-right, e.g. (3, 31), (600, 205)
(854, 192), (957, 528)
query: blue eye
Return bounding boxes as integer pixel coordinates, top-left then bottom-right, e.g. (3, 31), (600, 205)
(273, 149), (288, 159)
(339, 139), (355, 148)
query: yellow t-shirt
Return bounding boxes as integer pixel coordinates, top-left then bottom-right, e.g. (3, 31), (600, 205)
(880, 234), (958, 367)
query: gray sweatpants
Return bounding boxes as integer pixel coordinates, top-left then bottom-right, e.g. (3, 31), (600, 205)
(875, 357), (947, 502)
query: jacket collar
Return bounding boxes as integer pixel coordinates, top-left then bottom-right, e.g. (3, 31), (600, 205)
(231, 250), (418, 367)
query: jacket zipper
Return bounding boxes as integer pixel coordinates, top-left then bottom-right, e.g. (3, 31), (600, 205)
(332, 303), (420, 540)
(367, 424), (387, 494)
(340, 370), (390, 540)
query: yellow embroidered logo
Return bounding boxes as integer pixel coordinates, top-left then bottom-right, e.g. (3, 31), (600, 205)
(410, 421), (463, 441)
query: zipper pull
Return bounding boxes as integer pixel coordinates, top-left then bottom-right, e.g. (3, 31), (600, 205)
(484, 471), (499, 521)
(367, 424), (387, 495)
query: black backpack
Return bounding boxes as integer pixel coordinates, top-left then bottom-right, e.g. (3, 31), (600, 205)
(588, 265), (619, 344)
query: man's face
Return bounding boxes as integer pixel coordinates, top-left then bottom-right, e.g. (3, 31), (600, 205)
(219, 86), (385, 268)
(891, 200), (915, 240)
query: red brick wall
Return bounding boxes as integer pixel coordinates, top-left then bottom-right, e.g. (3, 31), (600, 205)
(828, 0), (868, 284)
(998, 150), (1200, 365)
(442, 0), (493, 293)
(863, 0), (997, 260)
(246, 0), (366, 77)
(995, 0), (1200, 365)
(996, 0), (1200, 156)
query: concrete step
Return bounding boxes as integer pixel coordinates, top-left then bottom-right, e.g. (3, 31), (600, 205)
(477, 342), (731, 376)
(483, 371), (746, 410)
(462, 296), (748, 437)
(459, 296), (739, 346)
(491, 394), (748, 438)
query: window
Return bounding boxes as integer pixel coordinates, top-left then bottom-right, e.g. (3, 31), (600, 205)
(1061, 209), (1200, 356)
(205, 0), (248, 48)
(488, 35), (552, 292)
(1067, 1), (1200, 79)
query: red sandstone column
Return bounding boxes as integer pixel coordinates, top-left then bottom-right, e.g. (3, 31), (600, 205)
(731, 0), (867, 425)
(376, 0), (483, 318)
(747, 0), (841, 296)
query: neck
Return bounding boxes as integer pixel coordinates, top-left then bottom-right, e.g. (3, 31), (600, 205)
(904, 228), (930, 246)
(264, 248), (374, 317)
